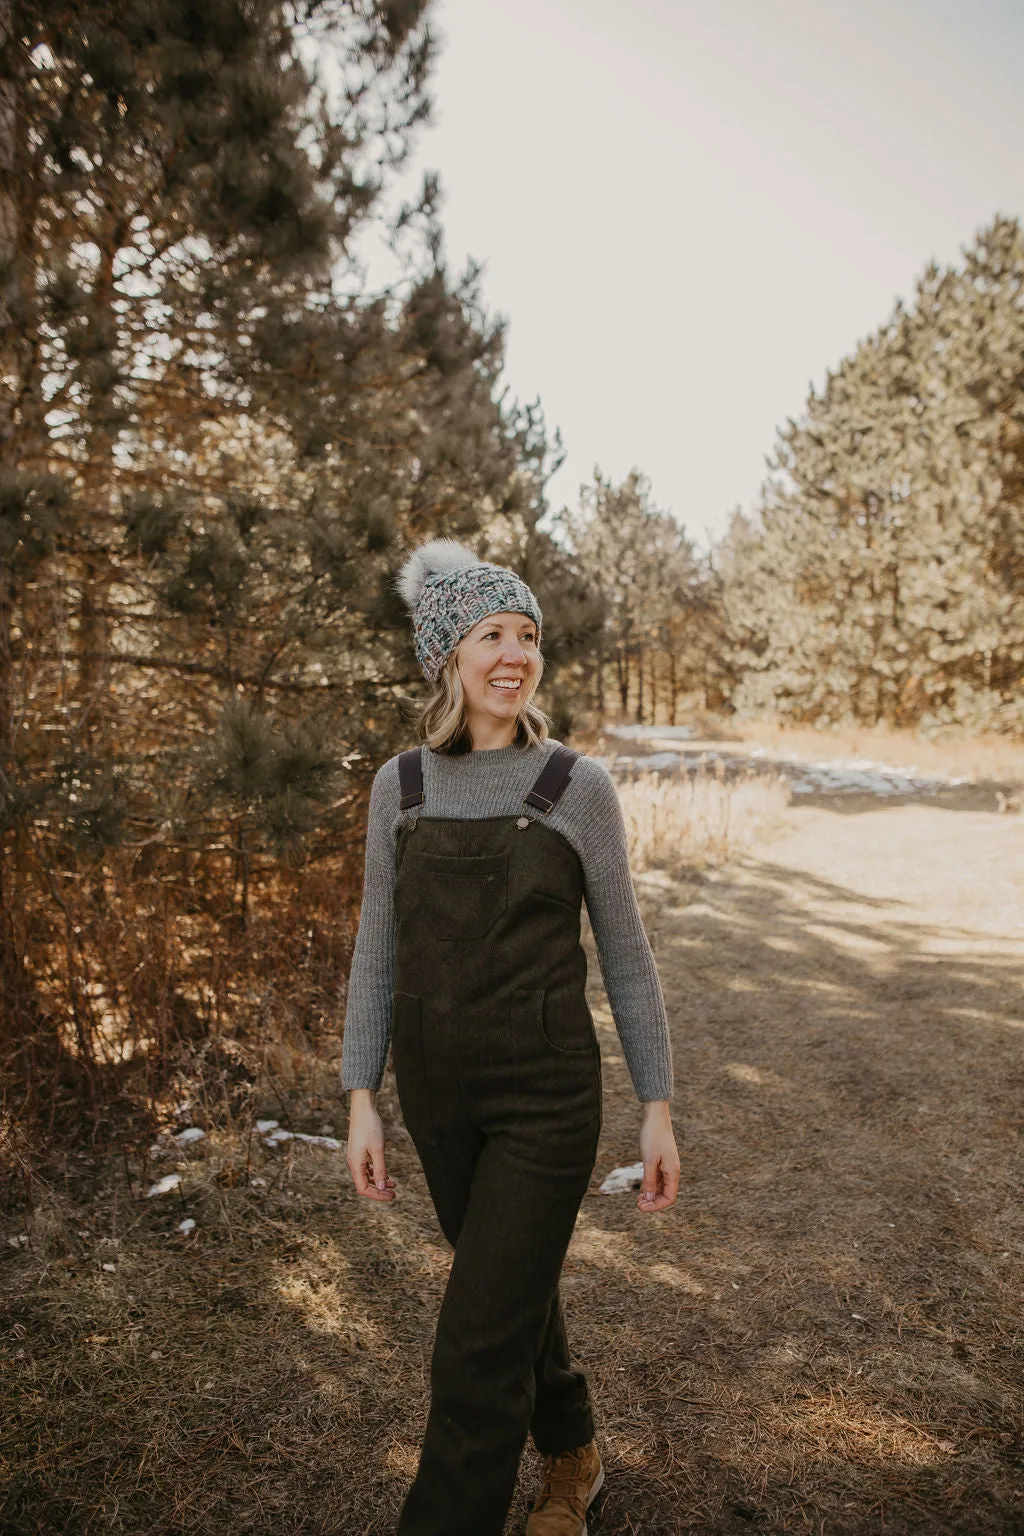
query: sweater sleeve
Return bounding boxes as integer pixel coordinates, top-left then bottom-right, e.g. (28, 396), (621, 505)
(340, 759), (400, 1092)
(577, 761), (674, 1103)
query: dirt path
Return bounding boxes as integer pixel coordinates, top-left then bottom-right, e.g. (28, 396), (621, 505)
(3, 774), (1022, 1536)
(579, 792), (1024, 1534)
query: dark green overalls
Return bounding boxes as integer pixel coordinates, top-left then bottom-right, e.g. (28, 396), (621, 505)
(392, 744), (603, 1536)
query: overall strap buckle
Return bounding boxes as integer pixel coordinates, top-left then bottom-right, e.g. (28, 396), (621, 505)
(398, 746), (424, 809)
(524, 745), (579, 814)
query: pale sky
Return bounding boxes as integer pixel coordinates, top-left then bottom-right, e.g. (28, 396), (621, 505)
(351, 0), (1024, 548)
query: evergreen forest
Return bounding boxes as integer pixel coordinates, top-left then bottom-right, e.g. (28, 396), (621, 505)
(1, 0), (1021, 1126)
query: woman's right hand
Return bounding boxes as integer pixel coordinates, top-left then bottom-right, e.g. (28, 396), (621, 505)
(346, 1089), (397, 1201)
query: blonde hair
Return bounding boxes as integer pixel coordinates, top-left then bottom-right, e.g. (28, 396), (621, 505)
(416, 641), (552, 754)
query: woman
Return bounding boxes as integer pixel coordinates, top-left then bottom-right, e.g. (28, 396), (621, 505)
(343, 538), (680, 1536)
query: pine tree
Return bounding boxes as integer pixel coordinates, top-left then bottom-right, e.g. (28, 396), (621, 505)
(557, 470), (705, 725)
(721, 216), (1024, 732)
(0, 0), (570, 1106)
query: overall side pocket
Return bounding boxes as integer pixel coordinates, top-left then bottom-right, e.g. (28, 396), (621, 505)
(539, 982), (599, 1055)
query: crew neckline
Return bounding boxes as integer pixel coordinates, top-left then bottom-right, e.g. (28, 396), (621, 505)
(426, 738), (553, 762)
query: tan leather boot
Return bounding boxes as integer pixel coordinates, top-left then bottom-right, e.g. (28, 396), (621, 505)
(526, 1440), (604, 1534)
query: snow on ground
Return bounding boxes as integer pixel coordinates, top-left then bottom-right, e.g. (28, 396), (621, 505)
(606, 725), (695, 741)
(598, 1161), (645, 1193)
(603, 726), (970, 799)
(775, 756), (969, 796)
(146, 1173), (182, 1198)
(257, 1120), (343, 1151)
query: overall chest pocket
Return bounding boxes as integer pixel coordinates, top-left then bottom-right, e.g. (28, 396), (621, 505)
(402, 850), (508, 941)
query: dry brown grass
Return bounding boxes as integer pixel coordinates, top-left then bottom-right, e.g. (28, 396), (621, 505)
(4, 743), (1024, 1535)
(616, 763), (792, 873)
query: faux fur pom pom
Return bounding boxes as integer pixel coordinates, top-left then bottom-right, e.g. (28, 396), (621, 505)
(394, 537), (481, 612)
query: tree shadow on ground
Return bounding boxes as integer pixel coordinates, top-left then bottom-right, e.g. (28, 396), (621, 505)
(3, 842), (1022, 1535)
(574, 848), (1023, 1534)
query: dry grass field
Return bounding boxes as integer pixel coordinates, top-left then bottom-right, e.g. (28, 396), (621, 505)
(3, 725), (1022, 1534)
(615, 760), (793, 873)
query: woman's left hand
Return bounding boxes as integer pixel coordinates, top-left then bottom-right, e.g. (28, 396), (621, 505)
(637, 1100), (680, 1212)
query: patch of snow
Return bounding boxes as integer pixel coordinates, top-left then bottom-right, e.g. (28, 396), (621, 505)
(255, 1118), (279, 1134)
(262, 1127), (343, 1151)
(174, 1127), (206, 1145)
(178, 1218), (196, 1235)
(146, 1173), (182, 1198)
(598, 1161), (646, 1194)
(605, 728), (973, 801)
(609, 725), (694, 740)
(785, 757), (959, 796)
(102, 1262), (117, 1273)
(758, 752), (972, 798)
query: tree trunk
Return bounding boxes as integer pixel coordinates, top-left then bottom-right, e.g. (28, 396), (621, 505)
(615, 644), (629, 713)
(238, 822), (250, 931)
(0, 0), (17, 463)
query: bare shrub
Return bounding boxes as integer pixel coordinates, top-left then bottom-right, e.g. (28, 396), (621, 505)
(1, 834), (363, 1138)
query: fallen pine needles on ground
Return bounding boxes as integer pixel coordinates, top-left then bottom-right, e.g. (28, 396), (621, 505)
(3, 725), (1023, 1535)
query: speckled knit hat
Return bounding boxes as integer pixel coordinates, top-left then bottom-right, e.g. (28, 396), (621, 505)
(395, 538), (543, 684)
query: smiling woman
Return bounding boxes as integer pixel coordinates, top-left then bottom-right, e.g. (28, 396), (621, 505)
(342, 537), (679, 1536)
(415, 612), (550, 754)
(402, 539), (551, 755)
(452, 610), (542, 745)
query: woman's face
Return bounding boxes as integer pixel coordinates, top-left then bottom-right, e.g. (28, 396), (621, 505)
(455, 610), (541, 731)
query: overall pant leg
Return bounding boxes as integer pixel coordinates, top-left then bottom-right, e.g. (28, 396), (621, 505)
(411, 1124), (596, 1462)
(396, 1127), (596, 1536)
(531, 1284), (594, 1456)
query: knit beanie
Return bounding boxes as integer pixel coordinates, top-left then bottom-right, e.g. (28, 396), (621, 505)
(395, 537), (543, 685)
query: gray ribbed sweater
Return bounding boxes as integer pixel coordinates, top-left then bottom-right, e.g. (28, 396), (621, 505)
(340, 737), (673, 1103)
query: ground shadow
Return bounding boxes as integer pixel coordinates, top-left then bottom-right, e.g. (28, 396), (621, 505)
(3, 835), (1023, 1534)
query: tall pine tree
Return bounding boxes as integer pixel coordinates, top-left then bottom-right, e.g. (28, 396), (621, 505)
(721, 216), (1024, 732)
(0, 1), (567, 1112)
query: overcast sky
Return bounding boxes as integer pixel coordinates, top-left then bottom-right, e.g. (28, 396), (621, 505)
(353, 0), (1024, 549)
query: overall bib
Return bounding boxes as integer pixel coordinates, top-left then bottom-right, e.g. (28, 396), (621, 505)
(391, 745), (604, 1536)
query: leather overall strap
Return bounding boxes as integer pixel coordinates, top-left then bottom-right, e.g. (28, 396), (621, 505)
(398, 746), (425, 809)
(397, 742), (580, 814)
(524, 745), (579, 814)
